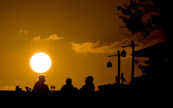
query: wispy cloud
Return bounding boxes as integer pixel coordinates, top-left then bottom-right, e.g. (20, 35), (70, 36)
(33, 34), (63, 41)
(1, 85), (15, 90)
(44, 34), (64, 41)
(71, 29), (165, 54)
(33, 35), (42, 41)
(71, 41), (123, 54)
(18, 29), (28, 35)
(71, 35), (137, 54)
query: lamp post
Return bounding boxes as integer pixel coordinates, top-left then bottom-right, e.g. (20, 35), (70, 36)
(107, 50), (121, 84)
(122, 40), (138, 81)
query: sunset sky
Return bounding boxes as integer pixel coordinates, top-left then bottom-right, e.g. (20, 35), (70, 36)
(0, 0), (165, 90)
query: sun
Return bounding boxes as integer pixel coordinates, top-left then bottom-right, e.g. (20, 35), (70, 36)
(30, 52), (52, 73)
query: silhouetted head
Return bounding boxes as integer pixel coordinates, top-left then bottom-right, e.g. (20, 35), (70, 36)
(66, 78), (72, 84)
(85, 76), (94, 84)
(38, 74), (46, 83)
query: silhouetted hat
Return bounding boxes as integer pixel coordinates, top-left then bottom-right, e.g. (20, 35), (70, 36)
(38, 74), (46, 81)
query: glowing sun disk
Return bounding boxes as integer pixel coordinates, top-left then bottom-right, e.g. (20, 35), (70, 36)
(30, 53), (52, 73)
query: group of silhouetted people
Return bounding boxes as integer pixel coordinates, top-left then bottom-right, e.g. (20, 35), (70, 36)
(32, 75), (95, 96)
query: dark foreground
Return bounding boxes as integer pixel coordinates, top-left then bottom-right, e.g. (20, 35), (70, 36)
(0, 87), (164, 97)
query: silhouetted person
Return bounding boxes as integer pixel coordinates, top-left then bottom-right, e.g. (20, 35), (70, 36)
(60, 78), (77, 96)
(121, 73), (126, 84)
(80, 76), (95, 95)
(32, 75), (49, 95)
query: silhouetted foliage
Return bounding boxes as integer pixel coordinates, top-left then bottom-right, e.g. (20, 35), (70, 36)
(134, 40), (171, 88)
(118, 0), (172, 39)
(118, 0), (172, 90)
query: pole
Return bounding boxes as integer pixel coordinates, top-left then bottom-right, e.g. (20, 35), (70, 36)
(108, 50), (121, 84)
(122, 40), (138, 82)
(117, 50), (120, 84)
(131, 40), (135, 81)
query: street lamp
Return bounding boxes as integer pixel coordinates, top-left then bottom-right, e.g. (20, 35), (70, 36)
(107, 40), (138, 83)
(107, 50), (121, 84)
(122, 40), (138, 81)
(121, 49), (126, 57)
(107, 60), (112, 68)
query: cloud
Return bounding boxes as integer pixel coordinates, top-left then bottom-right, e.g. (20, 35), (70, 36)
(33, 35), (42, 41)
(71, 36), (137, 54)
(71, 29), (165, 54)
(44, 34), (64, 41)
(71, 41), (121, 54)
(32, 34), (63, 41)
(18, 29), (28, 35)
(1, 85), (15, 90)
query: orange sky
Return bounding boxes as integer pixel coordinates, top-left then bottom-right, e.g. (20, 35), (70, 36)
(0, 0), (165, 90)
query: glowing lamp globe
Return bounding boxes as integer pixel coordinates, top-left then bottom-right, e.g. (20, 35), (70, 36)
(30, 53), (52, 73)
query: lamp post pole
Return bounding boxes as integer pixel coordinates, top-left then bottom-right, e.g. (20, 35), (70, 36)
(122, 40), (138, 81)
(131, 41), (135, 81)
(117, 50), (120, 84)
(108, 50), (121, 84)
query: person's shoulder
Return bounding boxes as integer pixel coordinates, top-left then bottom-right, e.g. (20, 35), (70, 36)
(60, 85), (66, 89)
(80, 84), (86, 90)
(44, 84), (49, 88)
(33, 81), (39, 86)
